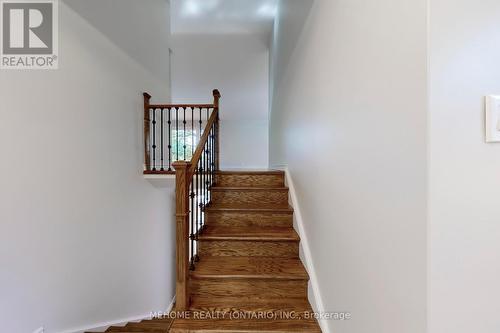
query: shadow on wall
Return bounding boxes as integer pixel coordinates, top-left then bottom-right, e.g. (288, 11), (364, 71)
(271, 0), (314, 97)
(63, 0), (170, 82)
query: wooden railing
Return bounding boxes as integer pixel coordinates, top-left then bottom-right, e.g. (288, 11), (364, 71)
(143, 90), (221, 310)
(142, 90), (220, 174)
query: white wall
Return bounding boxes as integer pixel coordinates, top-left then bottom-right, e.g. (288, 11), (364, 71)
(0, 2), (174, 333)
(269, 1), (428, 332)
(171, 34), (269, 169)
(429, 1), (500, 332)
(269, 0), (312, 110)
(64, 0), (172, 86)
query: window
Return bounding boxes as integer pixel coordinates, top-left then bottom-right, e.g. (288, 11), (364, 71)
(171, 129), (198, 162)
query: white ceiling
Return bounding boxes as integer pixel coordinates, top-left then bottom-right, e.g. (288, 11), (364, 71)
(171, 0), (278, 36)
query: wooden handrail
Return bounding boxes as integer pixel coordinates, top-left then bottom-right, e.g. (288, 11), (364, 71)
(188, 108), (218, 177)
(145, 90), (220, 110)
(148, 104), (215, 109)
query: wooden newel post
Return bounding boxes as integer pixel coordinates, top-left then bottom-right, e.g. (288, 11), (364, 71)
(212, 89), (221, 171)
(172, 161), (192, 310)
(143, 92), (152, 171)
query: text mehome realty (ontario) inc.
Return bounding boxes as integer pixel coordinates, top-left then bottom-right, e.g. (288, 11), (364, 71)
(150, 310), (352, 321)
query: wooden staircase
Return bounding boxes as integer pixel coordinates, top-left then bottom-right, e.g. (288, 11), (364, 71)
(168, 170), (321, 332)
(92, 91), (321, 332)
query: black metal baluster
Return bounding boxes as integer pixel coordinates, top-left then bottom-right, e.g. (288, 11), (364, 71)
(189, 181), (195, 270)
(203, 144), (206, 211)
(196, 159), (201, 260)
(205, 142), (209, 204)
(200, 146), (204, 207)
(212, 124), (215, 183)
(191, 108), (194, 159)
(176, 107), (179, 161)
(213, 124), (216, 173)
(207, 142), (210, 203)
(201, 145), (204, 214)
(152, 108), (157, 171)
(206, 107), (210, 188)
(198, 107), (204, 230)
(183, 107), (187, 160)
(160, 108), (164, 171)
(205, 142), (208, 219)
(199, 108), (203, 144)
(168, 108), (172, 171)
(194, 163), (199, 262)
(206, 143), (209, 205)
(211, 124), (215, 190)
(202, 143), (208, 229)
(207, 127), (211, 204)
(212, 108), (215, 187)
(213, 123), (215, 178)
(208, 126), (212, 193)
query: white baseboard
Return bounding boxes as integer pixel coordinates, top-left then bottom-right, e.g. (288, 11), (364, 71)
(60, 297), (175, 333)
(272, 165), (330, 333)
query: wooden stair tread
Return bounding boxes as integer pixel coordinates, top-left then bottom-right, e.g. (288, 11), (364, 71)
(216, 170), (284, 175)
(169, 318), (321, 332)
(191, 257), (309, 280)
(206, 204), (294, 213)
(190, 296), (314, 313)
(199, 226), (299, 241)
(211, 186), (288, 191)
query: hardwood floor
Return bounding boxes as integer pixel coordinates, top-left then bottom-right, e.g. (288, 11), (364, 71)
(88, 170), (321, 333)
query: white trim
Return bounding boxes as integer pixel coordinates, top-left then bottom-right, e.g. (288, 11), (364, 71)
(143, 174), (175, 180)
(272, 165), (330, 333)
(60, 297), (175, 333)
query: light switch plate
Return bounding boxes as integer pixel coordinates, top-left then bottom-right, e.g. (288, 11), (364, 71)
(485, 95), (500, 143)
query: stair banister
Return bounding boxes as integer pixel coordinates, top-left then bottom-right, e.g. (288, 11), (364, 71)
(171, 90), (221, 310)
(142, 90), (221, 173)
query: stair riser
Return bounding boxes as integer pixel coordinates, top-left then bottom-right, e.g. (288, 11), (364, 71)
(199, 240), (299, 257)
(189, 298), (314, 315)
(206, 211), (293, 227)
(211, 189), (289, 206)
(188, 307), (313, 317)
(216, 174), (284, 187)
(190, 279), (308, 299)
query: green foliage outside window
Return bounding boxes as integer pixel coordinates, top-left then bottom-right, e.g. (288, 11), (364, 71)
(171, 130), (197, 162)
